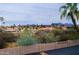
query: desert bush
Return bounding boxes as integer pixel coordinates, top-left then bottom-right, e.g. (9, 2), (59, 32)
(52, 30), (63, 36)
(0, 31), (18, 49)
(16, 37), (37, 46)
(16, 27), (79, 46)
(0, 29), (3, 32)
(35, 30), (79, 43)
(67, 28), (74, 31)
(0, 38), (6, 49)
(16, 28), (38, 46)
(58, 31), (79, 41)
(0, 32), (17, 42)
(34, 30), (59, 43)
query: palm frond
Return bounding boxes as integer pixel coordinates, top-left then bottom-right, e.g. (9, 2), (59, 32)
(60, 9), (67, 19)
(59, 5), (66, 11)
(74, 3), (77, 7)
(60, 3), (79, 22)
(66, 3), (72, 6)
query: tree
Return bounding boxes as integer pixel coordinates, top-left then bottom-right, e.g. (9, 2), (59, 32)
(60, 3), (79, 31)
(0, 17), (4, 26)
(12, 24), (16, 29)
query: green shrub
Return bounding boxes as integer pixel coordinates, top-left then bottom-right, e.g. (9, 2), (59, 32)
(16, 37), (37, 46)
(16, 28), (38, 46)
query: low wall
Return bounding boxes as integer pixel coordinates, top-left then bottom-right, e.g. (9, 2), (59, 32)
(0, 39), (79, 55)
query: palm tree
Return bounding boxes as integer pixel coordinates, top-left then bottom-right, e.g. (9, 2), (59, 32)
(60, 3), (79, 31)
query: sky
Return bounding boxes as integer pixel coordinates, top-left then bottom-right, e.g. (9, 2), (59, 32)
(0, 3), (78, 26)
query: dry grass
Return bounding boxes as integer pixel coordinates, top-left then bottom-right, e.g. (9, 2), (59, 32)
(6, 42), (17, 48)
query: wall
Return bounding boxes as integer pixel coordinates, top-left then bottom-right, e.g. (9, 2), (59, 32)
(0, 39), (79, 55)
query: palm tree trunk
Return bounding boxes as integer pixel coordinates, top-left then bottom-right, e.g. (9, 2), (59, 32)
(71, 13), (79, 32)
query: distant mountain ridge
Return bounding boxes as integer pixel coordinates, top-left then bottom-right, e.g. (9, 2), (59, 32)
(51, 23), (73, 27)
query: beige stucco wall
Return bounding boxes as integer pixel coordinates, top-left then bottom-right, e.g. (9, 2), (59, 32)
(0, 39), (79, 55)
